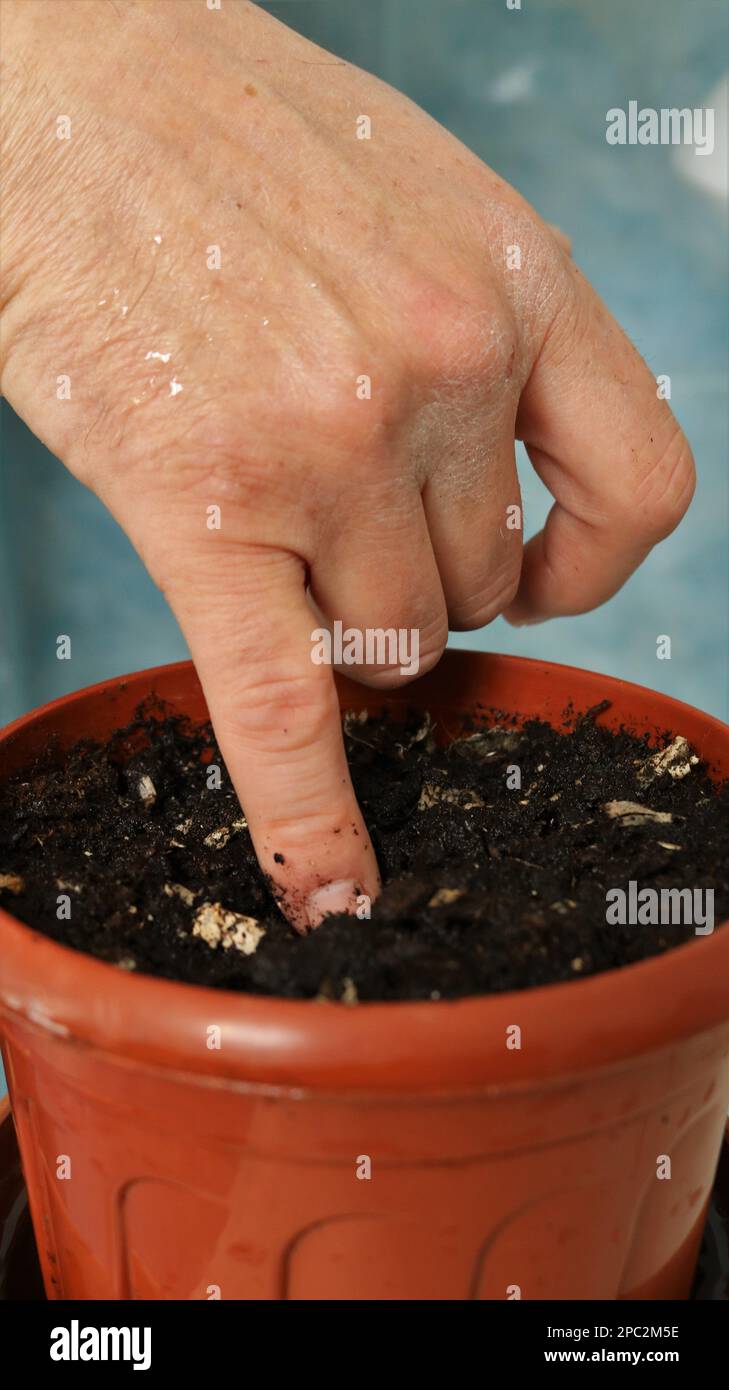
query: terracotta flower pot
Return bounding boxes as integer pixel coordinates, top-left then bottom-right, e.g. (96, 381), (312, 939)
(1, 652), (728, 1302)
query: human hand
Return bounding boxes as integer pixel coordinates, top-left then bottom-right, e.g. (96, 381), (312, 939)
(0, 0), (694, 928)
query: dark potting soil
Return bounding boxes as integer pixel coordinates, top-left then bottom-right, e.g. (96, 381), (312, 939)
(0, 701), (727, 1001)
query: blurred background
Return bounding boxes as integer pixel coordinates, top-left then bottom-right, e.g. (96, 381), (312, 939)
(1, 0), (727, 725)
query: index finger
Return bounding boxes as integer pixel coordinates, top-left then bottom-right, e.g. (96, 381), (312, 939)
(162, 544), (381, 931)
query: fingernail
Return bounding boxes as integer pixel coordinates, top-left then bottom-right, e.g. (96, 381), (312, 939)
(306, 879), (359, 928)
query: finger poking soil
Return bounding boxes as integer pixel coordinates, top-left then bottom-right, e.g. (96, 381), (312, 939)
(0, 701), (727, 1001)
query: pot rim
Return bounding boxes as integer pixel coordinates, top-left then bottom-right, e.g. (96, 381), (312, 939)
(1, 654), (728, 1093)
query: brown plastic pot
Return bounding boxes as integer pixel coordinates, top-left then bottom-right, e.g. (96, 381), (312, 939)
(1, 652), (728, 1301)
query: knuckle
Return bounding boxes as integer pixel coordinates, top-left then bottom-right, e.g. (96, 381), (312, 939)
(404, 277), (520, 389)
(412, 637), (447, 680)
(413, 604), (449, 655)
(346, 608), (448, 689)
(357, 667), (415, 691)
(449, 558), (522, 630)
(536, 271), (592, 372)
(262, 794), (358, 846)
(410, 606), (449, 677)
(632, 427), (696, 538)
(467, 316), (520, 391)
(218, 666), (337, 757)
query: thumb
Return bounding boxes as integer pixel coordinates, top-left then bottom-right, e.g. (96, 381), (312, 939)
(161, 544), (381, 931)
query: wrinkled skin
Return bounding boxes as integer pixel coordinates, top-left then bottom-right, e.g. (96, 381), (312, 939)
(0, 0), (694, 927)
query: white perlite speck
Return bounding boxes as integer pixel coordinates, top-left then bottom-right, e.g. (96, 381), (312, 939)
(164, 882), (197, 906)
(636, 737), (699, 787)
(137, 774), (157, 806)
(428, 887), (465, 907)
(603, 800), (674, 826)
(203, 826), (231, 849)
(203, 819), (247, 849)
(418, 783), (485, 811)
(192, 902), (265, 955)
